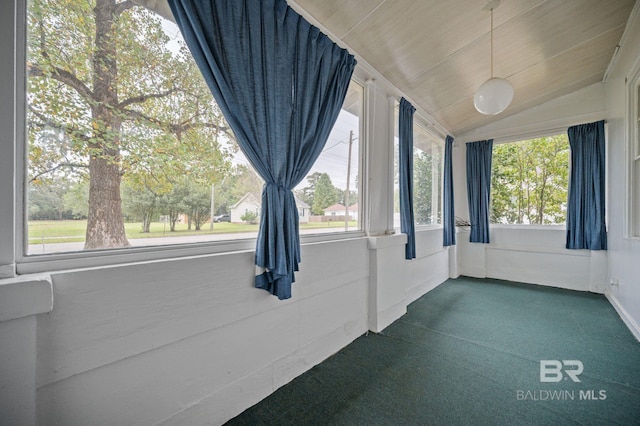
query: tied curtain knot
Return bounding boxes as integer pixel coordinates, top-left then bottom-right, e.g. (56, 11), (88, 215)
(265, 182), (291, 192)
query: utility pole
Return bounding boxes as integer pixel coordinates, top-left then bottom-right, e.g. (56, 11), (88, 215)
(210, 184), (215, 231)
(344, 130), (353, 231)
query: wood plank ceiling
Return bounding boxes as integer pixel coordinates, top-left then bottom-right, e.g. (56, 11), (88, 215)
(292, 0), (637, 136)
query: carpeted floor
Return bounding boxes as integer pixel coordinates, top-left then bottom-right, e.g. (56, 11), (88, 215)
(226, 277), (640, 425)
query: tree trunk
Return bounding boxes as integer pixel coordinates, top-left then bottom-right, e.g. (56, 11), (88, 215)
(537, 172), (548, 224)
(142, 209), (152, 233)
(84, 0), (129, 249)
(169, 209), (178, 231)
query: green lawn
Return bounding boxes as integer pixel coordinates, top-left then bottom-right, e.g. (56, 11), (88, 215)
(27, 219), (357, 244)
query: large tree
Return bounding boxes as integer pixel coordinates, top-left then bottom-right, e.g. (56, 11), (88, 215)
(27, 0), (232, 249)
(299, 172), (342, 215)
(121, 180), (158, 233)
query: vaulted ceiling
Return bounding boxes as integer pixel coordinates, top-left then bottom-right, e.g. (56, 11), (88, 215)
(292, 0), (637, 136)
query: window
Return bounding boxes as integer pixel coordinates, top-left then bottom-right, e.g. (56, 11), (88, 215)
(296, 80), (362, 234)
(491, 134), (570, 225)
(630, 67), (640, 237)
(393, 107), (444, 228)
(25, 0), (362, 255)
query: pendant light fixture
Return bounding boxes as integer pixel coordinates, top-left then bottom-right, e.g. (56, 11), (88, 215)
(474, 0), (514, 115)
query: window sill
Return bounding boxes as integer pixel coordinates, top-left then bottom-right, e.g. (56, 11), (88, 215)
(16, 231), (366, 275)
(415, 224), (444, 231)
(0, 274), (53, 321)
(367, 233), (407, 250)
(392, 224), (443, 234)
(488, 223), (566, 230)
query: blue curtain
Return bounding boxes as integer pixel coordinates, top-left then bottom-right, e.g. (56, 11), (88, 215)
(443, 135), (456, 246)
(466, 140), (493, 243)
(399, 98), (416, 259)
(566, 120), (607, 250)
(167, 0), (356, 299)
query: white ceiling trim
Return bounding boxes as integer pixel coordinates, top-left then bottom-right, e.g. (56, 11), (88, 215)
(603, 0), (640, 82)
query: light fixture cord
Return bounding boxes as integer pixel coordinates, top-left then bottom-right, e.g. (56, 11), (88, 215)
(490, 7), (494, 78)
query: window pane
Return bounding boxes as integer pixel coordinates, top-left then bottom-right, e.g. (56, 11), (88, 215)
(637, 85), (640, 155)
(297, 81), (363, 234)
(25, 0), (361, 255)
(393, 107), (443, 228)
(26, 0), (240, 254)
(413, 124), (443, 225)
(393, 107), (400, 228)
(491, 134), (569, 225)
(635, 84), (640, 237)
(634, 159), (640, 237)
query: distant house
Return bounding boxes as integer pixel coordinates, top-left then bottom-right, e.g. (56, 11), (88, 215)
(294, 195), (311, 223)
(230, 192), (312, 223)
(324, 203), (345, 216)
(230, 193), (260, 223)
(323, 203), (358, 219)
(346, 203), (358, 219)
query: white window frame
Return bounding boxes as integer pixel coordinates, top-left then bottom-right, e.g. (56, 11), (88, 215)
(627, 59), (640, 239)
(13, 0), (367, 275)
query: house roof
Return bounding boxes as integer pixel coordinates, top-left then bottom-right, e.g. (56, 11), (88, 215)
(293, 195), (310, 209)
(324, 203), (345, 212)
(324, 203), (357, 212)
(231, 193), (260, 209)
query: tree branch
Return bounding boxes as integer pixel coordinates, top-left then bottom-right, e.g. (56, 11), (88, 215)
(30, 162), (89, 183)
(116, 88), (180, 109)
(114, 0), (136, 16)
(28, 63), (95, 103)
(119, 107), (232, 136)
(28, 105), (90, 143)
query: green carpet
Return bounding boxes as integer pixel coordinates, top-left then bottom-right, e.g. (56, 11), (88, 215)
(226, 277), (640, 425)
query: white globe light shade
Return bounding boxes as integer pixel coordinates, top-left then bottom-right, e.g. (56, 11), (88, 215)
(474, 77), (514, 115)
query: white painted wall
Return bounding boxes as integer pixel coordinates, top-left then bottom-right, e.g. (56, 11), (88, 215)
(35, 239), (369, 425)
(368, 228), (451, 332)
(408, 228), (451, 303)
(456, 227), (607, 293)
(0, 276), (52, 425)
(368, 234), (409, 331)
(603, 3), (640, 341)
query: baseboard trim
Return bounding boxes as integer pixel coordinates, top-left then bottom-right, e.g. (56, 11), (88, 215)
(605, 290), (640, 342)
